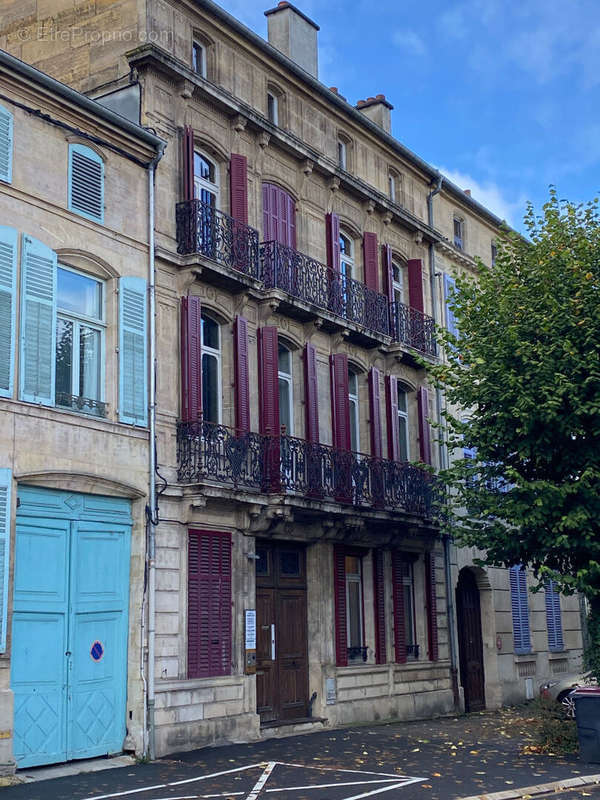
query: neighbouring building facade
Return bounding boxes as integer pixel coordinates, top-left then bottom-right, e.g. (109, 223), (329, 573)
(0, 0), (584, 767)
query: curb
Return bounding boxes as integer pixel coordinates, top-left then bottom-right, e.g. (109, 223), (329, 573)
(458, 772), (600, 800)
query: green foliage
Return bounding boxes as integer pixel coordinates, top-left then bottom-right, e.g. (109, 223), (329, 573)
(427, 189), (600, 672)
(530, 698), (579, 755)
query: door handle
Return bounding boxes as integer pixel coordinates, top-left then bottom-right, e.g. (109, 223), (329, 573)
(271, 623), (276, 661)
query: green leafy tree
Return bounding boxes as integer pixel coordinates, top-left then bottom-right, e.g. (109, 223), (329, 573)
(428, 190), (600, 676)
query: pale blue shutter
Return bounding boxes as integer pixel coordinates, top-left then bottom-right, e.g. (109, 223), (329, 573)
(0, 105), (13, 184)
(444, 274), (457, 336)
(0, 469), (12, 652)
(19, 234), (57, 405)
(510, 565), (531, 654)
(68, 144), (104, 223)
(545, 579), (564, 652)
(0, 226), (17, 397)
(119, 276), (147, 425)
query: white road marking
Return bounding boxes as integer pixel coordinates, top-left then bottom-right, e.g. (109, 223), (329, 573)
(265, 779), (397, 791)
(271, 763), (408, 779)
(245, 761), (277, 800)
(343, 777), (426, 800)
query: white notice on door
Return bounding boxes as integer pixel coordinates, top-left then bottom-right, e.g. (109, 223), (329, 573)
(245, 609), (256, 650)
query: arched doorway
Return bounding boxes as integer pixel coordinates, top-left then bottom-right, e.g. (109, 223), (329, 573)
(456, 568), (486, 712)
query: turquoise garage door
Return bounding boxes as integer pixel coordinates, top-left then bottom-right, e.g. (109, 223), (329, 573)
(11, 487), (132, 768)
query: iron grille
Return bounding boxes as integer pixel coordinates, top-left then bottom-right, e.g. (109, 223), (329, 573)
(389, 301), (437, 357)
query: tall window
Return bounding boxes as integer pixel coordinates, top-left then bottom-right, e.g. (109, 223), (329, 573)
(193, 152), (218, 207)
(392, 260), (404, 306)
(278, 343), (293, 435)
(55, 265), (105, 416)
(388, 173), (396, 203)
(338, 139), (347, 170)
(267, 92), (278, 125)
(453, 217), (464, 250)
(509, 565), (532, 654)
(345, 554), (364, 662)
(397, 386), (409, 461)
(491, 242), (497, 266)
(192, 40), (206, 77)
(348, 368), (359, 453)
(201, 313), (221, 423)
(394, 556), (417, 659)
(340, 232), (353, 281)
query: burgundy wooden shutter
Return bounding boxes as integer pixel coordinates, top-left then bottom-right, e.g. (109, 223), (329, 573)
(262, 183), (277, 242)
(382, 244), (394, 302)
(407, 258), (424, 313)
(304, 342), (320, 443)
(363, 232), (379, 292)
(325, 212), (341, 272)
(333, 545), (348, 666)
(230, 154), (248, 225)
(188, 530), (232, 678)
(330, 353), (351, 451)
(280, 189), (296, 249)
(417, 386), (432, 464)
(385, 374), (400, 461)
(373, 549), (387, 665)
(234, 315), (250, 434)
(258, 326), (280, 435)
(182, 125), (195, 202)
(368, 367), (383, 459)
(425, 551), (439, 661)
(392, 551), (407, 664)
(180, 296), (202, 423)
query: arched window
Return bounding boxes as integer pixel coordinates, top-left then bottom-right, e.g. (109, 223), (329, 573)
(201, 312), (221, 423)
(194, 152), (219, 208)
(348, 368), (360, 452)
(278, 343), (293, 435)
(339, 232), (354, 281)
(397, 385), (409, 461)
(392, 259), (404, 306)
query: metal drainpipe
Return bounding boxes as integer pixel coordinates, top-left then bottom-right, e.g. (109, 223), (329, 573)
(427, 176), (460, 708)
(147, 143), (165, 760)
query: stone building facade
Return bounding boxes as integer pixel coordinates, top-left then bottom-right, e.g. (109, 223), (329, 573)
(0, 0), (584, 766)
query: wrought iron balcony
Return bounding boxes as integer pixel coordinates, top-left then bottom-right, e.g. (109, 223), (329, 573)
(347, 646), (368, 662)
(56, 392), (108, 418)
(406, 643), (420, 659)
(176, 199), (260, 279)
(260, 240), (390, 337)
(389, 301), (437, 358)
(177, 420), (437, 518)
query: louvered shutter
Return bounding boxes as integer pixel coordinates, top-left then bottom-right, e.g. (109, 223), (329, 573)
(392, 551), (407, 664)
(363, 232), (379, 292)
(258, 326), (280, 492)
(304, 342), (320, 443)
(425, 551), (439, 661)
(373, 549), (387, 664)
(230, 154), (248, 224)
(262, 183), (277, 242)
(545, 579), (564, 652)
(280, 189), (296, 249)
(330, 353), (351, 451)
(0, 226), (17, 398)
(443, 274), (457, 336)
(119, 276), (148, 425)
(325, 213), (341, 272)
(333, 545), (348, 666)
(188, 530), (232, 678)
(0, 468), (11, 653)
(382, 243), (394, 302)
(19, 234), (57, 406)
(180, 296), (202, 423)
(368, 367), (382, 458)
(0, 105), (13, 184)
(407, 258), (424, 313)
(386, 375), (400, 461)
(68, 144), (104, 223)
(182, 125), (195, 202)
(510, 565), (531, 654)
(417, 386), (432, 464)
(234, 315), (250, 434)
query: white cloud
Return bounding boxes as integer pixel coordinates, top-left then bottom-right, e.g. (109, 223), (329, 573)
(392, 30), (427, 57)
(437, 167), (526, 226)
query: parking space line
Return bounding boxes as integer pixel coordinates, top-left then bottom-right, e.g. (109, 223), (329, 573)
(265, 779), (398, 792)
(343, 778), (426, 800)
(245, 762), (277, 800)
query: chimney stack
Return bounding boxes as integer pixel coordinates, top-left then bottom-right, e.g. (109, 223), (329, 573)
(355, 94), (393, 133)
(265, 2), (320, 79)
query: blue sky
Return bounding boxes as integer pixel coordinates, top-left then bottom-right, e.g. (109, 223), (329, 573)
(216, 0), (600, 230)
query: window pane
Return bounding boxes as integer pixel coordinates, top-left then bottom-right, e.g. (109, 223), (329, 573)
(280, 550), (300, 576)
(398, 416), (409, 462)
(79, 325), (101, 400)
(397, 388), (407, 412)
(194, 153), (215, 183)
(347, 580), (362, 648)
(349, 398), (358, 452)
(201, 315), (219, 350)
(202, 352), (219, 422)
(57, 268), (101, 319)
(279, 378), (291, 433)
(278, 344), (290, 373)
(255, 547), (269, 577)
(348, 370), (357, 395)
(345, 556), (360, 574)
(403, 583), (415, 647)
(56, 318), (73, 397)
(192, 42), (204, 75)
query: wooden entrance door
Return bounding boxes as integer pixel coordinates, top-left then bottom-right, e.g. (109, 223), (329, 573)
(456, 569), (486, 712)
(256, 542), (308, 723)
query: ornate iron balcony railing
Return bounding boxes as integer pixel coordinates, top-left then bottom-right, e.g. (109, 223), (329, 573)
(177, 420), (437, 518)
(406, 643), (420, 659)
(347, 646), (368, 662)
(56, 392), (108, 418)
(176, 199), (260, 279)
(260, 240), (390, 337)
(389, 301), (437, 358)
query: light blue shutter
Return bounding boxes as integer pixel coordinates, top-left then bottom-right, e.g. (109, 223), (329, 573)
(0, 469), (11, 653)
(545, 579), (564, 652)
(0, 105), (13, 184)
(510, 565), (531, 654)
(68, 144), (104, 223)
(0, 226), (17, 397)
(119, 276), (147, 426)
(19, 234), (57, 405)
(444, 274), (457, 336)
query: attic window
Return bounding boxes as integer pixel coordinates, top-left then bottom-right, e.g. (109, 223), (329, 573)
(267, 92), (278, 125)
(192, 40), (206, 77)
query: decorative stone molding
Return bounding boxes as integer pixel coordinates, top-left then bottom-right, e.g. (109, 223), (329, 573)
(179, 78), (195, 99)
(232, 114), (247, 133)
(257, 131), (270, 149)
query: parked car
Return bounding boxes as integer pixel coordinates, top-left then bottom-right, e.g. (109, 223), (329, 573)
(540, 672), (597, 718)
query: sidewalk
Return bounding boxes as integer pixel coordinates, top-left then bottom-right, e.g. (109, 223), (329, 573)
(1, 708), (598, 800)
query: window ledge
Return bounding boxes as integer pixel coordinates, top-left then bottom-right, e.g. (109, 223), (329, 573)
(548, 649), (567, 657)
(514, 651), (536, 660)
